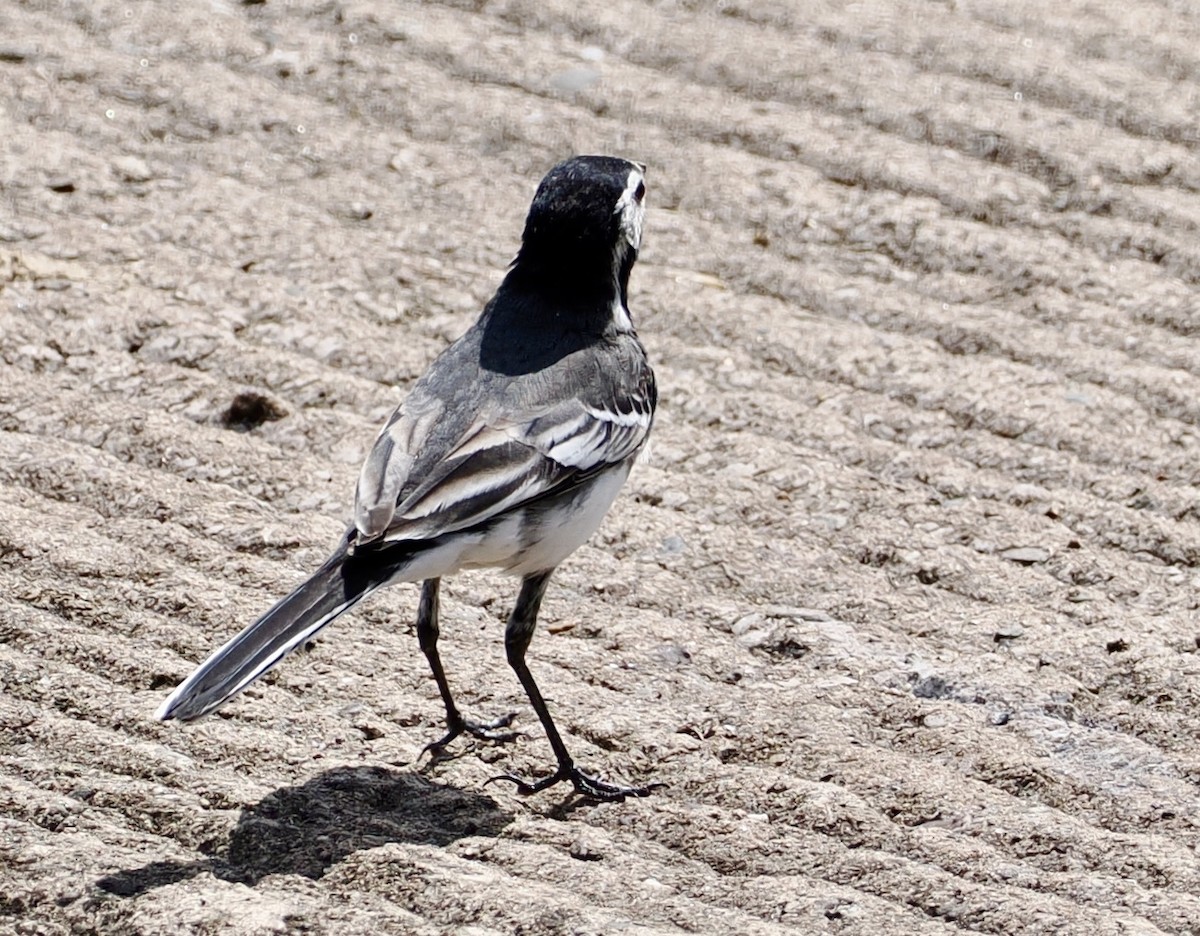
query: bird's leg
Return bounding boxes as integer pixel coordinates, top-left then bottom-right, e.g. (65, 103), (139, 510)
(418, 578), (517, 755)
(486, 571), (652, 803)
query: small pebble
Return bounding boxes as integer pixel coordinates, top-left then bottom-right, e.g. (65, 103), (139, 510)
(998, 546), (1050, 565)
(655, 644), (691, 666)
(551, 67), (600, 93)
(993, 623), (1024, 643)
(0, 44), (36, 62)
(731, 613), (764, 636)
(113, 155), (153, 183)
(659, 534), (686, 556)
(660, 489), (689, 509)
(570, 837), (603, 861)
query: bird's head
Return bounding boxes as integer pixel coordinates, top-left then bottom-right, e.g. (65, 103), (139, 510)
(510, 155), (647, 310)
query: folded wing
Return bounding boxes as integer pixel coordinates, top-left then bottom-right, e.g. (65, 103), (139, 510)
(356, 371), (654, 547)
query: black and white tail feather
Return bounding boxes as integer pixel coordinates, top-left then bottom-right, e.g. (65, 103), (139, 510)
(153, 550), (374, 722)
(156, 156), (657, 802)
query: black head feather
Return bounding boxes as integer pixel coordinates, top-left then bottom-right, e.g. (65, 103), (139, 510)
(504, 155), (646, 315)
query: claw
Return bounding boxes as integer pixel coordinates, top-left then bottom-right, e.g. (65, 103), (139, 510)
(422, 712), (520, 758)
(485, 763), (654, 802)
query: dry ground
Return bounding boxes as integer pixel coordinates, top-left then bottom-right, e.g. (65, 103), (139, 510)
(5, 1), (1200, 933)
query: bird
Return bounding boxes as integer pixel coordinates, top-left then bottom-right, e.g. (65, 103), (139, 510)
(155, 155), (657, 802)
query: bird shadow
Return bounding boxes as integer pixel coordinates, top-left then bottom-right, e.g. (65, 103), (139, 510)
(96, 765), (512, 898)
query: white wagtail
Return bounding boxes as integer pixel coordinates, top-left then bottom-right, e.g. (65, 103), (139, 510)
(156, 155), (657, 801)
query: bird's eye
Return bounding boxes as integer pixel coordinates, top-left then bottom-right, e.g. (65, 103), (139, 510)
(634, 180), (646, 203)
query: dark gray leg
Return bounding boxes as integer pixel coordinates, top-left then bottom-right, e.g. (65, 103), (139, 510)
(487, 570), (652, 802)
(418, 577), (517, 754)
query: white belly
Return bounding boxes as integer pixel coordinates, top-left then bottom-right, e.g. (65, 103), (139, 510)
(390, 463), (633, 582)
(499, 463), (633, 576)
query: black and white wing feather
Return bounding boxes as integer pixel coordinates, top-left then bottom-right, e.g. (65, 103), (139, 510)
(353, 339), (655, 547)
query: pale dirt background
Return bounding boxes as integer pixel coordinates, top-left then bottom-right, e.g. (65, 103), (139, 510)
(5, 1), (1200, 933)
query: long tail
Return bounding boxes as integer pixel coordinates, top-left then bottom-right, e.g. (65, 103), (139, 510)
(155, 548), (381, 722)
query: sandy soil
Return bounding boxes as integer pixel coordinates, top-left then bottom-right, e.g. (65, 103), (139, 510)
(5, 0), (1200, 933)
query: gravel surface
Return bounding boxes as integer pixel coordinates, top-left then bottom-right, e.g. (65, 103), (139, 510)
(5, 1), (1200, 933)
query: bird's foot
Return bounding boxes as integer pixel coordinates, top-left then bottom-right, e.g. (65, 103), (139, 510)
(486, 762), (655, 802)
(422, 712), (520, 758)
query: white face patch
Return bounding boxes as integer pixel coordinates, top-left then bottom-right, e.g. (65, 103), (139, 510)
(609, 164), (645, 333)
(614, 166), (645, 252)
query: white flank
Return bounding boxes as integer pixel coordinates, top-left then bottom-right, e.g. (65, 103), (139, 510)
(504, 464), (634, 576)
